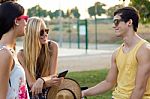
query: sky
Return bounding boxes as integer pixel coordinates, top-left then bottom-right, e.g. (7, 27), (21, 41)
(18, 0), (130, 19)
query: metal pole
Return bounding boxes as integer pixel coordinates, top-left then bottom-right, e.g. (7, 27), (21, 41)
(95, 4), (98, 49)
(59, 10), (63, 47)
(95, 15), (98, 49)
(77, 19), (80, 49)
(85, 19), (88, 54)
(58, 0), (63, 47)
(68, 18), (71, 48)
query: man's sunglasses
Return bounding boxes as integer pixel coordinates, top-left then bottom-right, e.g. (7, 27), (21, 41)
(40, 29), (49, 36)
(113, 19), (124, 26)
(17, 15), (29, 22)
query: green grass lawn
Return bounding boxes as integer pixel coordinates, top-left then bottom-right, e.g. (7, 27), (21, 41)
(66, 69), (112, 99)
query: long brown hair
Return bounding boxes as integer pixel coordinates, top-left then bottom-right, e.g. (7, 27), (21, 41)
(24, 17), (52, 79)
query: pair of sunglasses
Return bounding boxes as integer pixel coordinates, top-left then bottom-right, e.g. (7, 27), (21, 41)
(113, 19), (124, 26)
(40, 29), (49, 36)
(17, 15), (29, 22)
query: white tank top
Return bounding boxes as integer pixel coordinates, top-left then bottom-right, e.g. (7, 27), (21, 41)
(0, 45), (29, 99)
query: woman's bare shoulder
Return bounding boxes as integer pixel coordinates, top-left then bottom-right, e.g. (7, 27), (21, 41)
(0, 48), (13, 69)
(49, 40), (58, 49)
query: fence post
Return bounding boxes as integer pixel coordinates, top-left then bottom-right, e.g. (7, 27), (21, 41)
(77, 19), (80, 49)
(85, 19), (88, 53)
(95, 15), (98, 49)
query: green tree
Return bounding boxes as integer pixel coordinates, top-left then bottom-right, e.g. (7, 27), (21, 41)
(95, 2), (106, 16)
(71, 7), (80, 19)
(47, 10), (53, 19)
(27, 5), (47, 17)
(107, 4), (124, 18)
(123, 0), (150, 23)
(66, 9), (71, 18)
(88, 6), (96, 17)
(88, 2), (106, 49)
(53, 10), (64, 18)
(88, 2), (106, 17)
(129, 0), (150, 23)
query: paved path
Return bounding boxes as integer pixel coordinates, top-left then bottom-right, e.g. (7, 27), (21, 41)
(16, 42), (119, 72)
(57, 45), (119, 72)
(58, 52), (112, 72)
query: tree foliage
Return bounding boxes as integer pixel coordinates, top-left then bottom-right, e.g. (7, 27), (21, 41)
(27, 5), (80, 19)
(53, 10), (64, 18)
(88, 2), (106, 17)
(47, 10), (53, 19)
(71, 6), (80, 19)
(107, 4), (124, 18)
(123, 0), (150, 23)
(27, 5), (47, 17)
(66, 9), (71, 18)
(129, 0), (150, 23)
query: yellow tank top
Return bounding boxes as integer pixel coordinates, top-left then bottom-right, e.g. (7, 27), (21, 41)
(112, 40), (150, 99)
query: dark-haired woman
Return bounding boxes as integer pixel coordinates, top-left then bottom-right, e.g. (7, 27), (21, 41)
(0, 1), (29, 99)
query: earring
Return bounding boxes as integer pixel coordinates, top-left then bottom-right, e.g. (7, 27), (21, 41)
(15, 23), (19, 26)
(15, 20), (19, 26)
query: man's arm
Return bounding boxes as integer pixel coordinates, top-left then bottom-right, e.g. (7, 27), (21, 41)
(130, 44), (150, 99)
(82, 49), (118, 97)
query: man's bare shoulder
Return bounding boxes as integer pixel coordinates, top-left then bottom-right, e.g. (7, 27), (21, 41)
(140, 43), (150, 52)
(137, 42), (150, 59)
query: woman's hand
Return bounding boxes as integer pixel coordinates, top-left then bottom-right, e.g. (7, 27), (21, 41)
(46, 75), (63, 87)
(31, 78), (44, 96)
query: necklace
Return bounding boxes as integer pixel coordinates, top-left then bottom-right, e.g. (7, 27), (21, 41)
(0, 44), (15, 53)
(0, 44), (6, 51)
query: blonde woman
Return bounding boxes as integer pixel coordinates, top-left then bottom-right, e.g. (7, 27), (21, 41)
(17, 17), (62, 98)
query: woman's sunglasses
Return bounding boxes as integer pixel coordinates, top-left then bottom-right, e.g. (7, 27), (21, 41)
(40, 29), (49, 36)
(113, 19), (124, 26)
(17, 15), (29, 22)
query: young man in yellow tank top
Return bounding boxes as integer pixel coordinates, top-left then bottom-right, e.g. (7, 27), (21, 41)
(82, 7), (150, 99)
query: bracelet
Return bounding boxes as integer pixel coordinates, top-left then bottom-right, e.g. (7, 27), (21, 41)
(40, 77), (45, 84)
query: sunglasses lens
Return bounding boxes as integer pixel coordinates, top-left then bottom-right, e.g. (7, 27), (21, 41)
(45, 29), (49, 34)
(40, 30), (44, 36)
(114, 19), (119, 26)
(113, 19), (123, 26)
(40, 29), (49, 36)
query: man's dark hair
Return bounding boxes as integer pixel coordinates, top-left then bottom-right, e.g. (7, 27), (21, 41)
(0, 1), (24, 39)
(114, 7), (140, 32)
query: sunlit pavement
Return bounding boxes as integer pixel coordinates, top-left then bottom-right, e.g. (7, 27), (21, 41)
(16, 41), (119, 57)
(16, 42), (119, 72)
(58, 48), (113, 57)
(16, 46), (114, 57)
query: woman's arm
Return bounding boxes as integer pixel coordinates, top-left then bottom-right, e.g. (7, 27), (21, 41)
(0, 50), (13, 99)
(41, 41), (62, 87)
(18, 50), (45, 96)
(17, 50), (36, 88)
(49, 41), (58, 75)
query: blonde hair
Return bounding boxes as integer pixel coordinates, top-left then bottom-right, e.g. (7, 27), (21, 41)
(24, 17), (52, 79)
